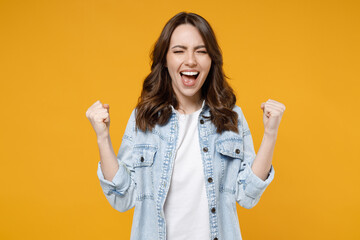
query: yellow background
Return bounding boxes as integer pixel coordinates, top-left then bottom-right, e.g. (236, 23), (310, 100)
(1, 0), (359, 239)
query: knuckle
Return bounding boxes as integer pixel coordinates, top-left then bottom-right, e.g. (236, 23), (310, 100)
(89, 111), (96, 119)
(94, 115), (102, 122)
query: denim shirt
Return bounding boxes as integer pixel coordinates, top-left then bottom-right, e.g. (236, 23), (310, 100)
(97, 103), (275, 240)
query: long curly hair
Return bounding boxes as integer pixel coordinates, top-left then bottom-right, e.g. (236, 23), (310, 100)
(135, 12), (238, 133)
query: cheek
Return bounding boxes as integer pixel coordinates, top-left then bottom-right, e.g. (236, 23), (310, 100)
(200, 57), (212, 71)
(203, 61), (212, 77)
(167, 59), (180, 73)
(206, 58), (212, 70)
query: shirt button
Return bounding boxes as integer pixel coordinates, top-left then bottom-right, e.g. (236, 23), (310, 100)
(208, 177), (213, 183)
(211, 207), (216, 213)
(200, 119), (204, 124)
(235, 149), (240, 154)
(140, 156), (144, 162)
(203, 147), (208, 152)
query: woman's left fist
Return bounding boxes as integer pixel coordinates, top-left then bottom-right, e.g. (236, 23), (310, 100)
(260, 99), (286, 135)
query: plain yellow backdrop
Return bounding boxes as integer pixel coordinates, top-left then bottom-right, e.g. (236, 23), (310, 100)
(1, 0), (359, 239)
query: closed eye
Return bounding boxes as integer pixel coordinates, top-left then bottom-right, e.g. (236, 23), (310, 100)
(173, 51), (184, 53)
(197, 51), (208, 54)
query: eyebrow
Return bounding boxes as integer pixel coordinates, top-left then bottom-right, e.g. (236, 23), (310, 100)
(171, 45), (206, 50)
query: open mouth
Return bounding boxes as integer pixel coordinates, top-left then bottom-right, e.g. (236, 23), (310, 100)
(180, 72), (199, 86)
(180, 72), (200, 80)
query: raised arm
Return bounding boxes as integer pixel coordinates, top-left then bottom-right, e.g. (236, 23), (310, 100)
(86, 100), (118, 181)
(86, 101), (137, 212)
(234, 100), (285, 209)
(251, 99), (286, 180)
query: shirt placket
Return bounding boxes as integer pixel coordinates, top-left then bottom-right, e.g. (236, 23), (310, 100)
(157, 112), (179, 240)
(198, 110), (220, 240)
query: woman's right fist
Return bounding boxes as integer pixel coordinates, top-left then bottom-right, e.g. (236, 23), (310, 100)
(86, 100), (110, 139)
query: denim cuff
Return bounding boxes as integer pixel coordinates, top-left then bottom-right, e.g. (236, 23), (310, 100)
(97, 161), (131, 196)
(241, 164), (275, 199)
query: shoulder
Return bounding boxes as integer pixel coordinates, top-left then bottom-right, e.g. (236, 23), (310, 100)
(232, 104), (252, 135)
(126, 107), (169, 142)
(122, 108), (137, 141)
(232, 104), (246, 126)
(232, 105), (244, 117)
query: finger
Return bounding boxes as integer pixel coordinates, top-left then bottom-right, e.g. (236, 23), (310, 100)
(266, 100), (286, 110)
(264, 102), (285, 112)
(93, 102), (104, 110)
(94, 109), (108, 118)
(264, 103), (284, 112)
(92, 100), (102, 108)
(265, 101), (281, 107)
(261, 102), (265, 110)
(264, 111), (271, 118)
(263, 104), (284, 116)
(264, 107), (284, 117)
(267, 99), (280, 104)
(262, 106), (271, 116)
(87, 101), (100, 117)
(97, 108), (108, 113)
(88, 108), (107, 119)
(103, 104), (110, 112)
(89, 109), (106, 121)
(88, 101), (103, 113)
(94, 112), (109, 122)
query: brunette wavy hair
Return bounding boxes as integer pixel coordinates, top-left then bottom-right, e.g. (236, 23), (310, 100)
(135, 12), (238, 133)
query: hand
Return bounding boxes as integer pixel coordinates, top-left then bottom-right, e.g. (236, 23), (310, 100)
(86, 100), (110, 139)
(260, 99), (286, 135)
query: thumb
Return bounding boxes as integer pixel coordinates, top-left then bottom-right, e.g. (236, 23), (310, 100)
(103, 104), (110, 112)
(103, 104), (110, 123)
(260, 102), (265, 111)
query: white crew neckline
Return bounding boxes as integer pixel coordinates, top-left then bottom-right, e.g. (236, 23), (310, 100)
(172, 100), (205, 118)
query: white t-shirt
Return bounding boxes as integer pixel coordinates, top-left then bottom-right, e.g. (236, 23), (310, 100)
(164, 108), (210, 240)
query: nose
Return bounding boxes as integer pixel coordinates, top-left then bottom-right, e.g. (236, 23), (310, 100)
(184, 52), (197, 67)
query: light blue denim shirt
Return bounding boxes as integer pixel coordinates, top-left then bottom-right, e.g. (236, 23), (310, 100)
(97, 103), (275, 240)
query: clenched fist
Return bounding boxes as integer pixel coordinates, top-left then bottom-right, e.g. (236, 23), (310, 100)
(86, 100), (110, 139)
(260, 99), (286, 135)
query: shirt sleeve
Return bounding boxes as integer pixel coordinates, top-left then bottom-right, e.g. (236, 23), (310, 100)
(235, 107), (275, 209)
(96, 109), (137, 212)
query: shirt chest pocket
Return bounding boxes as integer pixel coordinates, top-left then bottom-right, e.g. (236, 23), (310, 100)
(216, 138), (244, 194)
(132, 145), (157, 200)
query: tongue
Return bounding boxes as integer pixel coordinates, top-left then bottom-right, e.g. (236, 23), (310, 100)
(181, 74), (197, 86)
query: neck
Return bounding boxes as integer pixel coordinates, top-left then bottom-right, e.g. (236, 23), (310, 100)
(176, 94), (203, 115)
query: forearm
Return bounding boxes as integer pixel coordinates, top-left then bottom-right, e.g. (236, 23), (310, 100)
(251, 131), (277, 181)
(97, 135), (118, 181)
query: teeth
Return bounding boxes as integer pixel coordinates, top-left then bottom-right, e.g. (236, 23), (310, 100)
(181, 71), (199, 76)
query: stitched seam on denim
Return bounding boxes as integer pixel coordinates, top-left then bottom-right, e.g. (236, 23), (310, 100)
(156, 113), (177, 240)
(151, 128), (166, 141)
(243, 129), (251, 136)
(136, 194), (154, 201)
(219, 184), (236, 194)
(122, 135), (133, 142)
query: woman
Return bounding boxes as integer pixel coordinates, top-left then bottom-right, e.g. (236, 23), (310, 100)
(86, 12), (285, 240)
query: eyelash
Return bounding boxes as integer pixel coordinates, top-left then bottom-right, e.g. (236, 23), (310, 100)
(173, 51), (208, 54)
